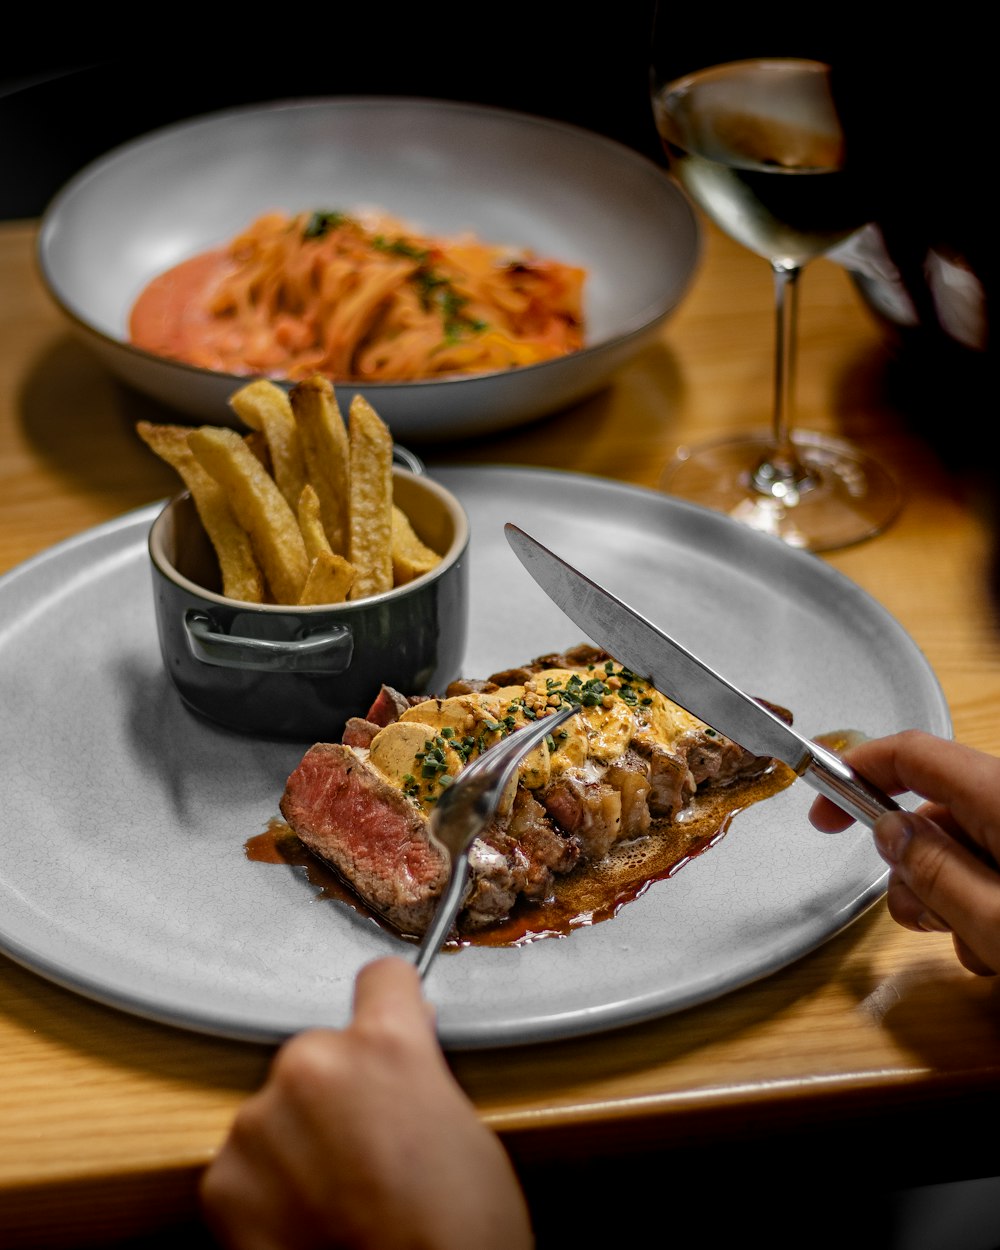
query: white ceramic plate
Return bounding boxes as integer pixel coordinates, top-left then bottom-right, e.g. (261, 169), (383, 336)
(0, 468), (950, 1049)
(36, 97), (700, 442)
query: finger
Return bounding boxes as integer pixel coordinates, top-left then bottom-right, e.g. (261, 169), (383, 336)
(884, 874), (951, 934)
(810, 793), (971, 842)
(353, 953), (422, 1002)
(953, 934), (998, 977)
(352, 956), (440, 1045)
(809, 792), (878, 832)
(920, 802), (997, 858)
(875, 809), (1000, 973)
(353, 955), (429, 1017)
(808, 733), (917, 831)
(200, 1099), (310, 1250)
(810, 732), (1000, 855)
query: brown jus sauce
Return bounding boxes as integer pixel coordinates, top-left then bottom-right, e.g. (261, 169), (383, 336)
(245, 760), (796, 951)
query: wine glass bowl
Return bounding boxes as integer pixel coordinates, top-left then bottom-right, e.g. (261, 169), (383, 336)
(650, 49), (902, 551)
(653, 59), (862, 269)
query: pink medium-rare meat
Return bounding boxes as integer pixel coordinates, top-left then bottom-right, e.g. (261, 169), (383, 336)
(280, 742), (450, 935)
(341, 717), (380, 749)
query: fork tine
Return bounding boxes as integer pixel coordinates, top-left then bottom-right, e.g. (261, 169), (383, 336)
(414, 702), (579, 980)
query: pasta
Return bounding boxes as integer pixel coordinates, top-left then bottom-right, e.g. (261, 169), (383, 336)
(129, 208), (587, 383)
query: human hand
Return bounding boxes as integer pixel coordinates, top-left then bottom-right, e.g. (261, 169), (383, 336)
(199, 956), (533, 1250)
(809, 729), (1000, 976)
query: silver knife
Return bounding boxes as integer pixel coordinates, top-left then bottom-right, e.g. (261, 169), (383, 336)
(504, 524), (899, 829)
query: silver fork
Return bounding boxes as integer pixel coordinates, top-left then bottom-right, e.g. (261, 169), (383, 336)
(414, 701), (579, 979)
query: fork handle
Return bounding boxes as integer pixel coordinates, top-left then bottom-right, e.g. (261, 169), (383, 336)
(415, 859), (472, 979)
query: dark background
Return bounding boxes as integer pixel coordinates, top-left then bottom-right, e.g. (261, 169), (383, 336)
(0, 9), (939, 221)
(0, 10), (663, 221)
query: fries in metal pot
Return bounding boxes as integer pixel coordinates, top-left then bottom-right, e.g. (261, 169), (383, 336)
(138, 378), (444, 607)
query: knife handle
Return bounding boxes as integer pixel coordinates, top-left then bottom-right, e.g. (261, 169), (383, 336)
(800, 741), (901, 829)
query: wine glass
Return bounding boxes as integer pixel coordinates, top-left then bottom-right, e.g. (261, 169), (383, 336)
(650, 36), (902, 551)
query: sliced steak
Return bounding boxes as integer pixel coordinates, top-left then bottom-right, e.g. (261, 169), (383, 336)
(462, 790), (581, 930)
(541, 775), (623, 860)
(365, 684), (413, 726)
(342, 717), (381, 748)
(279, 648), (790, 938)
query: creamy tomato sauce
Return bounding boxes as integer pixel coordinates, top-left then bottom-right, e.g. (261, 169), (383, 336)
(129, 249), (245, 372)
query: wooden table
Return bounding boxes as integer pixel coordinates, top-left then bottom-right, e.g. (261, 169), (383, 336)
(3, 215), (1000, 1248)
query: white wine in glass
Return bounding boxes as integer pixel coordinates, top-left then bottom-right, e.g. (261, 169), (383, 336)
(651, 54), (902, 551)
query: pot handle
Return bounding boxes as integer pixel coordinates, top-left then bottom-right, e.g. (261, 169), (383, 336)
(393, 444), (425, 475)
(184, 611), (354, 674)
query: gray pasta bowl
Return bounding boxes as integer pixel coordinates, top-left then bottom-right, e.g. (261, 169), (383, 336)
(37, 96), (700, 442)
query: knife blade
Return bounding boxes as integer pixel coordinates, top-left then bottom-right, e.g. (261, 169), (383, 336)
(504, 523), (899, 829)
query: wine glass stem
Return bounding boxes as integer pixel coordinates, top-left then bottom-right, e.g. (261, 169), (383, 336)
(751, 262), (816, 501)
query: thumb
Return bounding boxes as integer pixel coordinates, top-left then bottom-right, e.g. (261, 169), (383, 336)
(352, 955), (439, 1034)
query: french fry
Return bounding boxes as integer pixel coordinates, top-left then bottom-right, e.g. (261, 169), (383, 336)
(188, 426), (309, 605)
(136, 421), (264, 603)
(243, 428), (272, 470)
(297, 551), (356, 605)
(390, 504), (442, 584)
(229, 379), (308, 512)
(347, 394), (394, 598)
(137, 380), (425, 607)
(289, 375), (350, 554)
(297, 484), (334, 561)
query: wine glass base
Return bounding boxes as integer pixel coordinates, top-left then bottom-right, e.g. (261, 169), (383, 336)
(660, 430), (903, 552)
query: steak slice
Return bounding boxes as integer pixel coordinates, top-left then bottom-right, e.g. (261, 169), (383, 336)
(541, 775), (623, 860)
(280, 743), (449, 936)
(461, 789), (582, 930)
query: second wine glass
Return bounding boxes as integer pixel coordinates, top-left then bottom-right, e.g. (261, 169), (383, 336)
(650, 52), (901, 551)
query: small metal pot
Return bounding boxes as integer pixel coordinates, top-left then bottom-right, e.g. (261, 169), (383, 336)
(148, 467), (469, 741)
